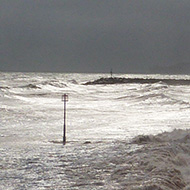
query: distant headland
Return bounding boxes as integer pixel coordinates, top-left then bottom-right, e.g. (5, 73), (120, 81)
(84, 77), (190, 85)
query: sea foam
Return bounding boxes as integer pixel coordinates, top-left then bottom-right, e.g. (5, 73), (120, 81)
(112, 129), (190, 189)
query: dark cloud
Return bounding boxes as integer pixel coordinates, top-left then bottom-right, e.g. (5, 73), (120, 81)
(1, 0), (190, 73)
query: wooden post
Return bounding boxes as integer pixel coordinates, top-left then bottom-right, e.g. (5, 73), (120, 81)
(62, 94), (68, 145)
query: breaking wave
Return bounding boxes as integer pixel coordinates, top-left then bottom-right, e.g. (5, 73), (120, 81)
(20, 84), (41, 89)
(0, 86), (10, 89)
(41, 80), (67, 88)
(19, 81), (67, 89)
(118, 82), (190, 107)
(108, 129), (190, 189)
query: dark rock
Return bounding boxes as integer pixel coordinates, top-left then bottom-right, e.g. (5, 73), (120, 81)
(83, 77), (190, 85)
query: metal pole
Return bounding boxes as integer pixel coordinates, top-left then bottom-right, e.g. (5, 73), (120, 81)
(110, 69), (113, 78)
(62, 94), (68, 145)
(63, 98), (66, 144)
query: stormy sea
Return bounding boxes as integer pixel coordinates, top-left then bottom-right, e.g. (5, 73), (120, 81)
(1, 72), (190, 190)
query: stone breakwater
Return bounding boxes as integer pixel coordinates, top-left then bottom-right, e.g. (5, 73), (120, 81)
(84, 77), (190, 85)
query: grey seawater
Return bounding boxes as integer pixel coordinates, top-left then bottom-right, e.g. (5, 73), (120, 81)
(1, 72), (190, 189)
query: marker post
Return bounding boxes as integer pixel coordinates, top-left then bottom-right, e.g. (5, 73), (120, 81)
(62, 94), (68, 145)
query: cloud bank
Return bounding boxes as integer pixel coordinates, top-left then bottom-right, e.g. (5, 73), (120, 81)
(1, 0), (190, 73)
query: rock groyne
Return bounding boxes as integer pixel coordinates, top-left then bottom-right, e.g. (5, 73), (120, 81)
(84, 77), (190, 85)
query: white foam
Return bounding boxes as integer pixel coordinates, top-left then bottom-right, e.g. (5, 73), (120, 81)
(1, 72), (190, 189)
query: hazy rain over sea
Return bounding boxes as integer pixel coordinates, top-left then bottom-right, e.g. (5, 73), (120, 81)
(1, 72), (190, 189)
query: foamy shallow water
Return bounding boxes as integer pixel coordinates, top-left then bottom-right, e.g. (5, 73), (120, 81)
(1, 72), (190, 189)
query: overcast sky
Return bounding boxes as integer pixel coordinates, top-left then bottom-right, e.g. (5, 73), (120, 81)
(1, 0), (190, 73)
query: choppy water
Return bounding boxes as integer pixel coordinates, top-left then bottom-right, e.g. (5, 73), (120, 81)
(1, 72), (190, 189)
